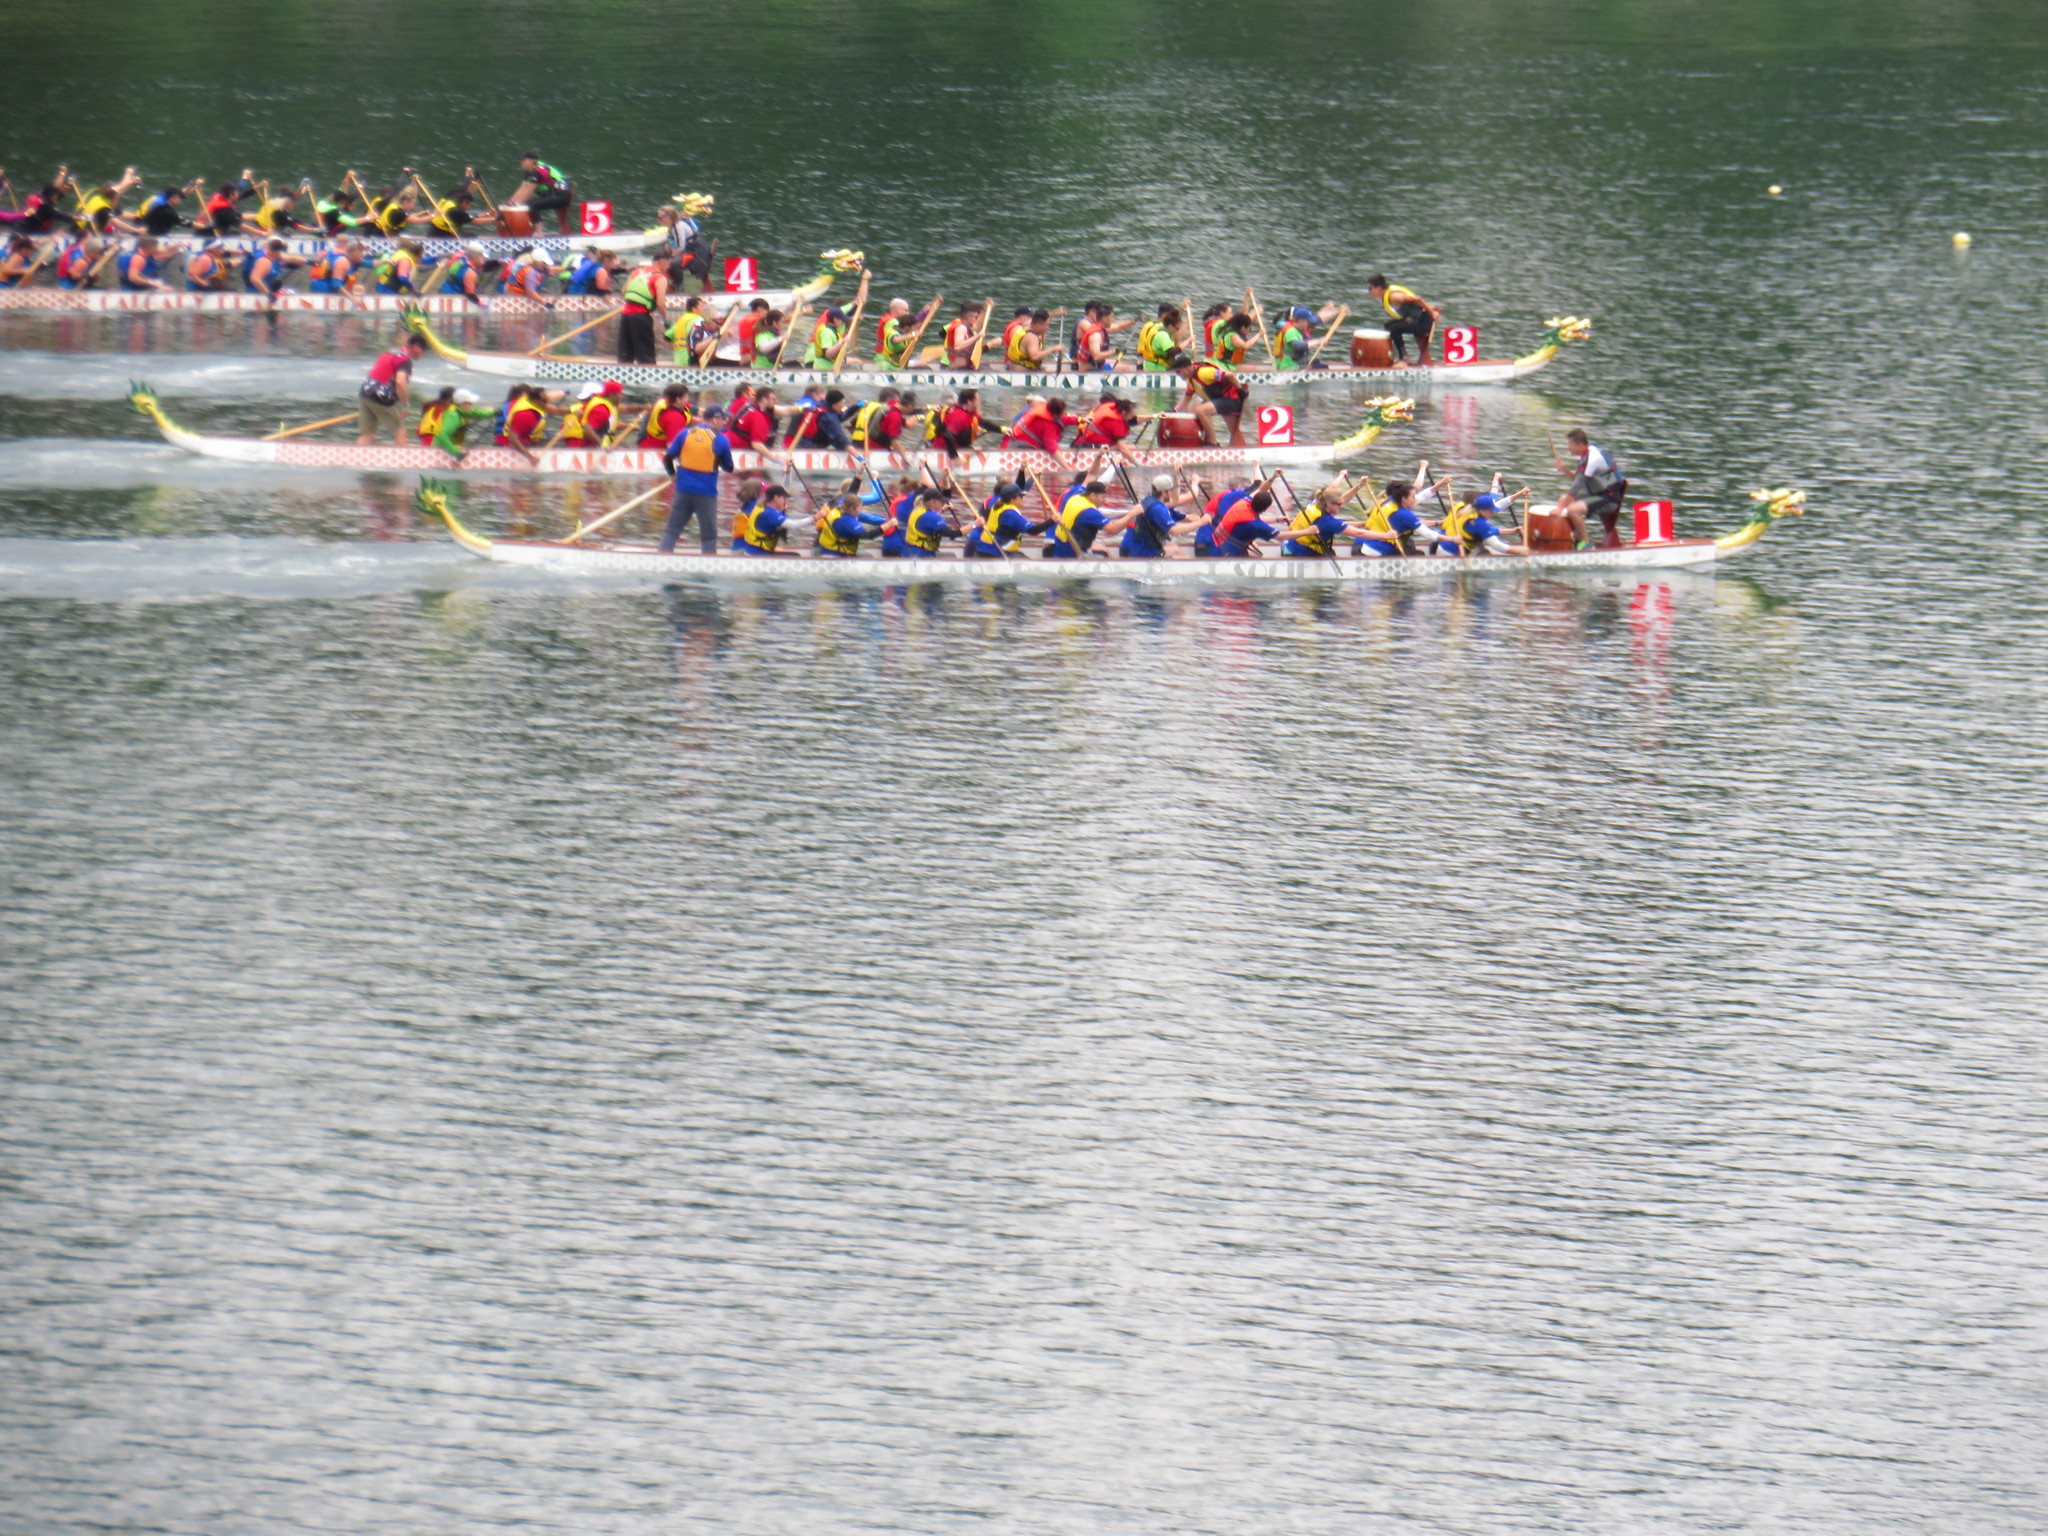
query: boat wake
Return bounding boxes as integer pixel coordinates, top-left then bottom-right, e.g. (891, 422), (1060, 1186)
(0, 535), (523, 602)
(0, 350), (465, 402)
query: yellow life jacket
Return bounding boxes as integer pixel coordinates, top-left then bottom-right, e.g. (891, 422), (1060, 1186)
(429, 201), (462, 236)
(1360, 498), (1397, 537)
(877, 316), (908, 368)
(816, 506), (862, 555)
(1380, 283), (1425, 317)
(666, 312), (711, 357)
(1441, 499), (1481, 550)
(904, 498), (944, 553)
(675, 425), (719, 474)
(1052, 492), (1098, 553)
(416, 401), (450, 440)
(849, 399), (884, 446)
(1006, 325), (1036, 367)
(1136, 319), (1177, 368)
(1285, 506), (1334, 556)
(736, 499), (782, 553)
(979, 498), (1024, 552)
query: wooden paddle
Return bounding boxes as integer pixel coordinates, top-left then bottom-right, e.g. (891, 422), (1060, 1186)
(559, 478), (670, 543)
(832, 270), (873, 376)
(1305, 304), (1349, 367)
(894, 291), (942, 369)
(1245, 286), (1278, 368)
(772, 296), (811, 368)
(529, 307), (620, 356)
(262, 410), (359, 442)
(0, 169), (18, 213)
(967, 297), (996, 369)
(412, 253), (459, 304)
(948, 466), (1009, 560)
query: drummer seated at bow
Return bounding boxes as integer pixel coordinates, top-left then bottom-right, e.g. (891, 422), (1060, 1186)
(814, 489), (888, 558)
(1352, 479), (1446, 557)
(1042, 469), (1119, 559)
(1365, 274), (1441, 366)
(1552, 428), (1627, 548)
(1281, 476), (1379, 557)
(1002, 396), (1077, 458)
(1176, 356), (1249, 447)
(508, 153), (575, 233)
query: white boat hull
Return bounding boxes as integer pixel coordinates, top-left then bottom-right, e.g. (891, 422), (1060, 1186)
(0, 285), (803, 317)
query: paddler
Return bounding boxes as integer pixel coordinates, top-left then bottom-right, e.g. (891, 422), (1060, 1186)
(874, 298), (913, 368)
(1365, 274), (1441, 366)
(182, 238), (226, 292)
(749, 307), (786, 368)
(617, 256), (668, 365)
(1552, 427), (1627, 547)
(561, 380), (626, 446)
(944, 301), (989, 369)
(373, 239), (425, 294)
(315, 190), (362, 236)
(1003, 396), (1076, 457)
(1215, 489), (1282, 558)
(965, 483), (1043, 559)
(0, 237), (35, 286)
(641, 384), (695, 448)
(727, 386), (779, 451)
(880, 483), (959, 559)
(733, 483), (792, 557)
(1176, 355), (1249, 447)
(934, 388), (985, 459)
(307, 237), (363, 295)
(139, 186), (191, 238)
(1439, 479), (1529, 556)
(357, 333), (429, 447)
(1114, 473), (1202, 560)
(814, 491), (888, 558)
(416, 387), (457, 444)
(849, 388), (912, 451)
(1042, 471), (1118, 559)
(510, 153), (575, 234)
(802, 305), (849, 369)
(734, 298), (771, 357)
(245, 238), (303, 300)
(439, 242), (489, 306)
(1192, 474), (1252, 557)
(997, 306), (1033, 364)
(1273, 306), (1323, 371)
(666, 295), (718, 365)
(790, 389), (854, 450)
(496, 384), (559, 454)
(1005, 308), (1062, 372)
(1352, 479), (1444, 558)
(1071, 301), (1135, 372)
(1072, 391), (1141, 459)
(1135, 304), (1189, 372)
(250, 186), (308, 235)
(499, 246), (556, 303)
(659, 405), (735, 555)
(78, 169), (140, 232)
(118, 236), (168, 292)
(203, 176), (256, 237)
(1281, 479), (1376, 558)
(428, 388), (499, 460)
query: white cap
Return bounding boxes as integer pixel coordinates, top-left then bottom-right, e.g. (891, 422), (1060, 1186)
(577, 381), (603, 399)
(1152, 475), (1174, 493)
(453, 388), (478, 405)
(463, 240), (486, 258)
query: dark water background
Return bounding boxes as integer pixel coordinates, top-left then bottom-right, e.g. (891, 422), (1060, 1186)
(4, 3), (2046, 1532)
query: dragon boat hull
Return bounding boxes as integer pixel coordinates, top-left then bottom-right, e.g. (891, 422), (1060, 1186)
(0, 286), (811, 317)
(130, 231), (654, 262)
(403, 313), (1592, 393)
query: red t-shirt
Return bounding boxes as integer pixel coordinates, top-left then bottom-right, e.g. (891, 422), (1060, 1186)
(728, 404), (773, 448)
(642, 404), (690, 446)
(1074, 407), (1128, 448)
(366, 349), (412, 386)
(1009, 407), (1066, 455)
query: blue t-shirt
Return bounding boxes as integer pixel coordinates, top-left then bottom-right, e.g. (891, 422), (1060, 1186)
(1283, 512), (1352, 557)
(1120, 496), (1180, 559)
(665, 427), (735, 496)
(819, 510), (879, 556)
(733, 504), (788, 554)
(968, 504), (1033, 556)
(1220, 516), (1279, 557)
(1356, 505), (1422, 554)
(1044, 503), (1112, 559)
(884, 505), (953, 557)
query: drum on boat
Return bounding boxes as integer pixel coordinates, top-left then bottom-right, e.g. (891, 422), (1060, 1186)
(1524, 508), (1575, 552)
(1350, 328), (1392, 369)
(1155, 413), (1206, 448)
(495, 207), (535, 237)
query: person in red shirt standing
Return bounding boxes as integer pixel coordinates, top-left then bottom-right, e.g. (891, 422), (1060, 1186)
(356, 333), (428, 446)
(1002, 396), (1075, 458)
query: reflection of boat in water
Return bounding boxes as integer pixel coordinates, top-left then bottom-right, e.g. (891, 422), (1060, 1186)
(423, 482), (1807, 585)
(127, 384), (1411, 477)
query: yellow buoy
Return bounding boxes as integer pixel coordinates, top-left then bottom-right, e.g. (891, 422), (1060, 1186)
(1953, 231), (1972, 247)
(1767, 184), (1782, 196)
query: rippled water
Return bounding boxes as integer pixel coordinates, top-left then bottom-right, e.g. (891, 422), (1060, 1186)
(5, 4), (2048, 1532)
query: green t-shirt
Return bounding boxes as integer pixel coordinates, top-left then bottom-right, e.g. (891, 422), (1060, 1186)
(432, 403), (498, 455)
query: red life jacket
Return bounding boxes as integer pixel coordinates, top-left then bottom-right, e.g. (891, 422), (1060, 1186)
(1007, 400), (1064, 453)
(57, 244), (91, 283)
(1217, 497), (1262, 545)
(1075, 400), (1126, 446)
(1001, 317), (1028, 355)
(1074, 318), (1106, 362)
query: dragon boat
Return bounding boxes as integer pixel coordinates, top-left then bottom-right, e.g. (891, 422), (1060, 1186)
(400, 313), (1593, 394)
(0, 249), (863, 318)
(419, 481), (1807, 584)
(128, 229), (653, 262)
(127, 383), (1412, 477)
